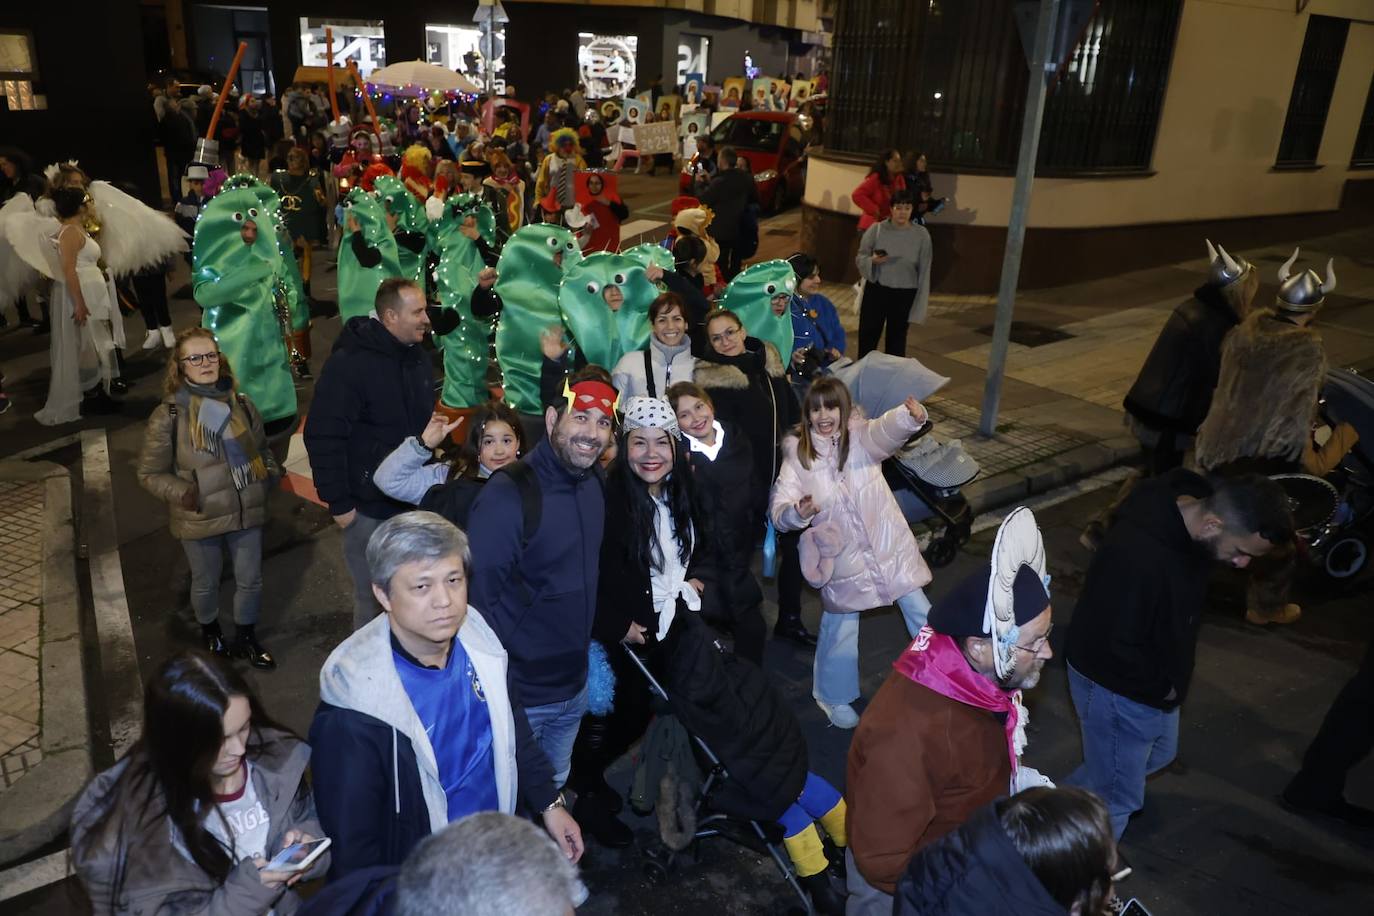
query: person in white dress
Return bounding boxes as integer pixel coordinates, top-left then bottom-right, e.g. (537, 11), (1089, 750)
(35, 187), (125, 425)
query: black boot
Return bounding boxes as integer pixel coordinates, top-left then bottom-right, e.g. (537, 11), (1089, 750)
(233, 624), (277, 670)
(201, 621), (230, 657)
(572, 788), (633, 848)
(773, 613), (818, 648)
(798, 871), (845, 916)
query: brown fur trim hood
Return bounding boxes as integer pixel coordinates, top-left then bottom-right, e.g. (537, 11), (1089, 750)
(1195, 312), (1326, 470)
(692, 339), (786, 391)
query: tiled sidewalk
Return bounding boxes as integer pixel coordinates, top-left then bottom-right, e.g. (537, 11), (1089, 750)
(0, 480), (44, 791)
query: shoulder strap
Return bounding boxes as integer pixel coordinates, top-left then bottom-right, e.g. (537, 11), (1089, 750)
(167, 403), (178, 465)
(643, 348), (657, 399)
(494, 460), (542, 550)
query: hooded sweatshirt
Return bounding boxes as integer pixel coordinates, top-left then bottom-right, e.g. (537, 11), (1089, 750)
(1065, 469), (1214, 709)
(304, 316), (434, 518)
(895, 803), (1070, 916)
(309, 610), (556, 878)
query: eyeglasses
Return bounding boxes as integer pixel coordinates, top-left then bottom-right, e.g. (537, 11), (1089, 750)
(708, 326), (741, 345)
(180, 352), (221, 367)
(1011, 623), (1053, 656)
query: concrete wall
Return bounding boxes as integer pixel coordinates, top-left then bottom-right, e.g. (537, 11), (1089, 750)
(805, 0), (1374, 230)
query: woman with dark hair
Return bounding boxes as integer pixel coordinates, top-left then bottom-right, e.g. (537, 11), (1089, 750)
(896, 786), (1117, 915)
(855, 188), (932, 358)
(373, 399), (525, 529)
(694, 308), (815, 648)
(851, 148), (907, 232)
(611, 292), (696, 400)
(70, 650), (327, 914)
(137, 328), (280, 668)
(771, 375), (933, 728)
(35, 185), (126, 424)
(903, 151), (944, 224)
(785, 253), (847, 372)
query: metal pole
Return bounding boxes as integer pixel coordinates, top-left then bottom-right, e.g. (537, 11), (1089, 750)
(978, 0), (1061, 437)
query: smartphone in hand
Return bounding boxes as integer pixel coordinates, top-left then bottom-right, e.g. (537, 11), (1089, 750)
(262, 837), (331, 873)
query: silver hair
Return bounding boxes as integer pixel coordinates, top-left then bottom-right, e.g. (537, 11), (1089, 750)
(366, 511), (471, 595)
(395, 812), (587, 916)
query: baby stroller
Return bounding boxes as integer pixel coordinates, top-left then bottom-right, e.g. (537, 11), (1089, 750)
(622, 643), (814, 912)
(1298, 367), (1374, 579)
(829, 352), (979, 567)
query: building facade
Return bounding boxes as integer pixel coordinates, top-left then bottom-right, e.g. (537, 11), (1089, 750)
(804, 0), (1374, 291)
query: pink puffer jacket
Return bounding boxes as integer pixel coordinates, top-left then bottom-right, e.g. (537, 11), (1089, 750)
(771, 406), (932, 613)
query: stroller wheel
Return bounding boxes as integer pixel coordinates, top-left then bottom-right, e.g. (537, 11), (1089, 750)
(926, 533), (958, 568)
(1324, 535), (1368, 580)
(643, 861), (669, 886)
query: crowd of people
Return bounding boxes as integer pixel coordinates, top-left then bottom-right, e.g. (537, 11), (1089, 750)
(2, 67), (1370, 916)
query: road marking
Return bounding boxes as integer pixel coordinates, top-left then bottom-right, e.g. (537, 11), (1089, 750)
(80, 430), (143, 758)
(0, 849), (69, 902)
(4, 433), (83, 462)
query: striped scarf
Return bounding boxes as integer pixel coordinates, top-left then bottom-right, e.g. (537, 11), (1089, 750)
(176, 380), (269, 491)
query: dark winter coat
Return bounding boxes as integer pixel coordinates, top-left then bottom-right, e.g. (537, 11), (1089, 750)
(895, 803), (1068, 916)
(303, 317), (434, 519)
(684, 421), (765, 612)
(467, 438), (606, 707)
(694, 339), (798, 488)
(699, 168), (759, 243)
(1065, 469), (1215, 710)
(297, 866), (397, 916)
(1123, 284), (1240, 436)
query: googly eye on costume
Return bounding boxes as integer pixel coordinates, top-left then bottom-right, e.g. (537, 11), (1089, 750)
(565, 241), (577, 251)
(612, 273), (626, 284)
(585, 281), (601, 295)
(546, 237), (560, 248)
(247, 207), (258, 218)
(232, 212), (244, 222)
(765, 283), (777, 295)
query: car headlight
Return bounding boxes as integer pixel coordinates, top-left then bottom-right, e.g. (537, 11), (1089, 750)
(754, 169), (778, 183)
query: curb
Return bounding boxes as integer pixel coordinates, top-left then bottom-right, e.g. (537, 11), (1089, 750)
(0, 462), (92, 865)
(962, 434), (1140, 516)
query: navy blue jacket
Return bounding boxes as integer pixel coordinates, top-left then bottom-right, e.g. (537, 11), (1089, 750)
(304, 317), (434, 518)
(467, 438), (606, 707)
(896, 803), (1067, 915)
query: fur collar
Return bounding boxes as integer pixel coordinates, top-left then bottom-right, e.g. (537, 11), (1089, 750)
(693, 339), (785, 391)
(1195, 312), (1327, 469)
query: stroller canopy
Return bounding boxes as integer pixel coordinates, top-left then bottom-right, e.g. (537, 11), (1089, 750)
(831, 352), (950, 418)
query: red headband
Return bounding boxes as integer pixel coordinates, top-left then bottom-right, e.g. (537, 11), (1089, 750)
(567, 380), (617, 418)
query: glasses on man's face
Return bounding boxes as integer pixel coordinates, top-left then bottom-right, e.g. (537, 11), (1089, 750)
(709, 326), (741, 346)
(181, 352), (221, 367)
(1011, 623), (1053, 656)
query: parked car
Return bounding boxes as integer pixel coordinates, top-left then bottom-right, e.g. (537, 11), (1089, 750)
(680, 111), (807, 213)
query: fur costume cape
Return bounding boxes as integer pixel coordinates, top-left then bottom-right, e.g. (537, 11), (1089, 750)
(1194, 311), (1327, 471)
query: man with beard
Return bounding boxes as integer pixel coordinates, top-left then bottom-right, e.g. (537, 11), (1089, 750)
(465, 369), (615, 787)
(845, 508), (1057, 914)
(1065, 472), (1292, 838)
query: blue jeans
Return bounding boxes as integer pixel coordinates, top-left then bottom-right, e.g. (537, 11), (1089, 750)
(1066, 663), (1179, 839)
(814, 589), (931, 705)
(182, 527), (263, 627)
(522, 683), (589, 787)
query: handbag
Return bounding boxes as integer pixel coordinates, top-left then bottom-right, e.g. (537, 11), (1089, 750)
(849, 222), (881, 316)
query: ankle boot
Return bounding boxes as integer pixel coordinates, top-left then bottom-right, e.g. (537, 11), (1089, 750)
(572, 788), (633, 847)
(773, 611), (818, 648)
(201, 621), (230, 656)
(233, 624), (277, 670)
(798, 871), (845, 916)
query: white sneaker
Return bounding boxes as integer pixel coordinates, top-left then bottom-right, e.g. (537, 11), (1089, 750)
(159, 325), (176, 348)
(142, 329), (162, 350)
(816, 699), (860, 729)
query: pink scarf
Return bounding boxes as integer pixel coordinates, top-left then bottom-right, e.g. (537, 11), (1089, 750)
(892, 626), (1025, 772)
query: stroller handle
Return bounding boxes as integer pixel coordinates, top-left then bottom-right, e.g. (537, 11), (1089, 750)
(619, 641), (725, 769)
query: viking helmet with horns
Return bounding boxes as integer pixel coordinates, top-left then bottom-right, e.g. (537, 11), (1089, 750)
(1204, 238), (1253, 290)
(1275, 247), (1336, 316)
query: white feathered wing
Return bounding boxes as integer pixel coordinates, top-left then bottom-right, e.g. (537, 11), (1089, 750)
(88, 180), (189, 279)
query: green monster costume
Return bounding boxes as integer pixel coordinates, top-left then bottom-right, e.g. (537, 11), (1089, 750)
(336, 187), (403, 322)
(192, 180), (298, 424)
(224, 175), (310, 336)
(373, 175), (429, 286)
(431, 194), (499, 409)
(494, 224), (584, 413)
(719, 259), (797, 364)
(558, 252), (658, 370)
(622, 242), (675, 273)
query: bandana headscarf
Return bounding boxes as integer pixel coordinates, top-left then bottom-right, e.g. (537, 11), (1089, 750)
(622, 396), (679, 438)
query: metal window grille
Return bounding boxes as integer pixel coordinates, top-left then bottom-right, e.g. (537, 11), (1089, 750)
(1350, 69), (1374, 168)
(1275, 15), (1350, 167)
(825, 0), (1180, 174)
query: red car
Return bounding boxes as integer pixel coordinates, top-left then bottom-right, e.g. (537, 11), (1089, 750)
(679, 111), (807, 213)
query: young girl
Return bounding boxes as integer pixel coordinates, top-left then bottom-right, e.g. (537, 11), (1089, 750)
(373, 400), (524, 530)
(71, 651), (326, 914)
(668, 381), (766, 665)
(771, 376), (934, 729)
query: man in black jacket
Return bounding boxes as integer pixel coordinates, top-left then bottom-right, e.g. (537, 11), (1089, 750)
(305, 279), (434, 629)
(700, 146), (758, 280)
(1064, 471), (1292, 839)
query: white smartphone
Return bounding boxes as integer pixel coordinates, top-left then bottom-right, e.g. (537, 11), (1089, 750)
(262, 837), (331, 873)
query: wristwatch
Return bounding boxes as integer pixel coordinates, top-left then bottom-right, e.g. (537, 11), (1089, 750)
(542, 790), (567, 814)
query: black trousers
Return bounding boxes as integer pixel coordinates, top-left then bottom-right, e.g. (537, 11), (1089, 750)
(776, 528), (804, 630)
(132, 272), (172, 330)
(1289, 635), (1374, 802)
(857, 280), (916, 358)
(716, 239), (744, 281)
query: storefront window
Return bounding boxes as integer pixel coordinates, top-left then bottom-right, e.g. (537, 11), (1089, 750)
(300, 18), (385, 78)
(426, 23), (506, 94)
(0, 31), (44, 111)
